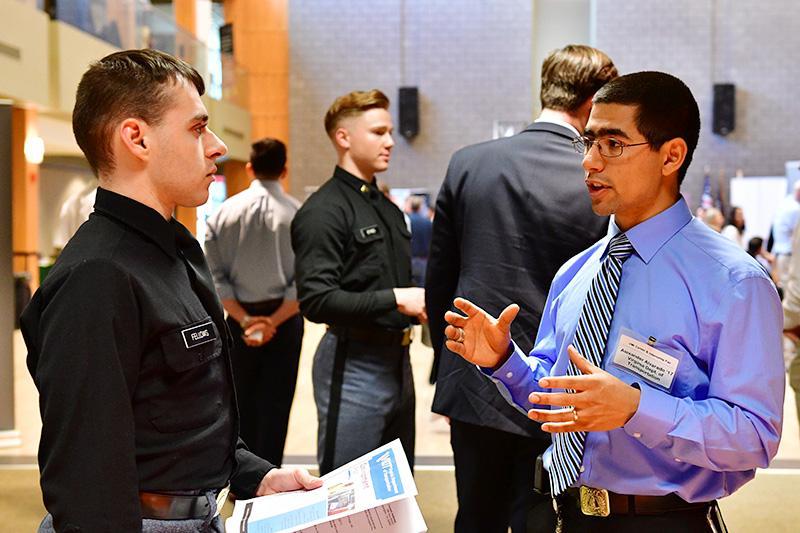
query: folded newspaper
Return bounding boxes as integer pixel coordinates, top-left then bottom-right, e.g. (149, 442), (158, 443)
(225, 439), (427, 533)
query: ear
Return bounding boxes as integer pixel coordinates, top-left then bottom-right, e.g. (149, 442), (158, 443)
(119, 118), (149, 162)
(245, 162), (255, 179)
(660, 138), (687, 178)
(333, 127), (350, 151)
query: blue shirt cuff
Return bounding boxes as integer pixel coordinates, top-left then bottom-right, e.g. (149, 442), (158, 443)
(623, 382), (678, 449)
(475, 342), (539, 412)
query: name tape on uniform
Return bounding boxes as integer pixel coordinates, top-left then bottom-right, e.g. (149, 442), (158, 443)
(360, 225), (380, 239)
(181, 321), (217, 349)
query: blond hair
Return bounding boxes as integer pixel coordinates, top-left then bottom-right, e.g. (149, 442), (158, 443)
(540, 44), (617, 112)
(324, 89), (390, 137)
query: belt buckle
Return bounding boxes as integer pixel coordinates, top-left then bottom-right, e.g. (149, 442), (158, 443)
(579, 486), (610, 517)
(214, 485), (231, 517)
(401, 327), (413, 346)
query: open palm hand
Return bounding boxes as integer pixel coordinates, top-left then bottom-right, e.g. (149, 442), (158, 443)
(443, 297), (519, 368)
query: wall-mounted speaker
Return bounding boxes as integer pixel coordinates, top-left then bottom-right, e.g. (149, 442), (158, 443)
(712, 83), (735, 136)
(398, 87), (419, 140)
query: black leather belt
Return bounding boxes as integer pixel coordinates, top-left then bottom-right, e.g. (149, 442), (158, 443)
(139, 485), (230, 520)
(241, 298), (284, 317)
(329, 325), (413, 346)
(560, 486), (712, 516)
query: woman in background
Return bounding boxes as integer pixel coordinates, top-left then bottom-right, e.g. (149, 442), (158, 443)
(722, 205), (746, 247)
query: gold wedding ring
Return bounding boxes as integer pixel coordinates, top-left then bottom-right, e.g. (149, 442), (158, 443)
(572, 408), (579, 422)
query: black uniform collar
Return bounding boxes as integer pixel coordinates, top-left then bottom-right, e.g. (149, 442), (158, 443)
(93, 187), (179, 258)
(333, 166), (380, 198)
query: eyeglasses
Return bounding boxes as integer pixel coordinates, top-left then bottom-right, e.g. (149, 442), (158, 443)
(571, 136), (649, 158)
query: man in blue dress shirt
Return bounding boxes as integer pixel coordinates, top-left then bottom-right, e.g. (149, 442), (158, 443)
(443, 72), (784, 532)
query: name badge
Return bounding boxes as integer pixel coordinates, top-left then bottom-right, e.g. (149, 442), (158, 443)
(360, 225), (380, 239)
(612, 334), (678, 389)
(181, 321), (217, 349)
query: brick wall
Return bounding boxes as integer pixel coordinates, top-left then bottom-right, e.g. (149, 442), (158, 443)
(288, 0), (534, 197)
(593, 0), (800, 205)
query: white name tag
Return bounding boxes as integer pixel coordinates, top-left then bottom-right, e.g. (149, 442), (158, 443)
(612, 334), (678, 389)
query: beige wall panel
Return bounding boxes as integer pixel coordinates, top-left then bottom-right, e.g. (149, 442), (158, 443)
(50, 21), (119, 115)
(0, 0), (50, 106)
(209, 100), (251, 162)
(38, 114), (81, 156)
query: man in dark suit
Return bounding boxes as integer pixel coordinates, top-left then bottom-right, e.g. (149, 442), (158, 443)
(426, 44), (617, 533)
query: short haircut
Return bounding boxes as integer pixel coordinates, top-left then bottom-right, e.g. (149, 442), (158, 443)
(250, 138), (287, 179)
(73, 49), (205, 177)
(324, 89), (390, 137)
(594, 71), (700, 185)
(540, 44), (617, 112)
(747, 237), (763, 257)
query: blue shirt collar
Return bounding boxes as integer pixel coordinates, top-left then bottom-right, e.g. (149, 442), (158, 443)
(606, 196), (693, 264)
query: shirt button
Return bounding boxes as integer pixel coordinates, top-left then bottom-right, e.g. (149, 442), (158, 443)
(633, 432), (642, 439)
(579, 466), (585, 473)
(506, 372), (514, 379)
(674, 457), (682, 463)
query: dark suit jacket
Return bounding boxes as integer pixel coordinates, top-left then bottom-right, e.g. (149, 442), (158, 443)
(426, 122), (608, 437)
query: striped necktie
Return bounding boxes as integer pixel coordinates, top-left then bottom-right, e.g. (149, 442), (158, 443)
(549, 232), (635, 496)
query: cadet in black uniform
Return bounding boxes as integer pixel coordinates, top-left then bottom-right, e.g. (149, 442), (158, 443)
(21, 49), (320, 533)
(291, 90), (426, 474)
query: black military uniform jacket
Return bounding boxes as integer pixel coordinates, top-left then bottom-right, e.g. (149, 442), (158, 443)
(21, 188), (272, 532)
(291, 166), (412, 330)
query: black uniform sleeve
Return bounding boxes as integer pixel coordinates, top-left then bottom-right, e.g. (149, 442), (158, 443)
(23, 259), (143, 532)
(230, 438), (275, 498)
(291, 203), (396, 324)
(425, 161), (462, 383)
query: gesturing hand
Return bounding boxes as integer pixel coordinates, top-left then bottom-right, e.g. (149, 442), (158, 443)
(444, 297), (519, 368)
(526, 345), (641, 433)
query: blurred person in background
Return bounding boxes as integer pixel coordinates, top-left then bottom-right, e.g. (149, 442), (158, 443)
(721, 205), (746, 248)
(205, 138), (304, 468)
(701, 207), (724, 232)
(770, 181), (800, 286)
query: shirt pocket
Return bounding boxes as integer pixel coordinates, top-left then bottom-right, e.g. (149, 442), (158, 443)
(352, 224), (386, 273)
(148, 317), (224, 433)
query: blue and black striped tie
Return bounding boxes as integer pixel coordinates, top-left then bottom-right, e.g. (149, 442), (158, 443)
(549, 232), (635, 496)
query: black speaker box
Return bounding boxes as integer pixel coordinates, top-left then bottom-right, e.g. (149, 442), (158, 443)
(398, 87), (419, 139)
(713, 83), (735, 136)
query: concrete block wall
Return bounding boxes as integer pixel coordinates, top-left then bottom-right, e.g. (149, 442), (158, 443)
(593, 0), (800, 205)
(288, 0), (534, 196)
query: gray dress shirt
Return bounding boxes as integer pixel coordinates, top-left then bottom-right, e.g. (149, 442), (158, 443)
(205, 179), (301, 303)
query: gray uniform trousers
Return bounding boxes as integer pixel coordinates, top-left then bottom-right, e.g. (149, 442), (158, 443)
(38, 491), (223, 532)
(313, 330), (415, 474)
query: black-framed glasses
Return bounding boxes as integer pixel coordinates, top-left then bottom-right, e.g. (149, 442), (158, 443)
(571, 136), (649, 158)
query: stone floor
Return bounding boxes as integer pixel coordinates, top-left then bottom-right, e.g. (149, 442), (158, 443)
(3, 322), (800, 532)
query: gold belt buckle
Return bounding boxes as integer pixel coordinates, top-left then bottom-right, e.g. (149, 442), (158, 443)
(214, 484), (231, 517)
(579, 486), (611, 517)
